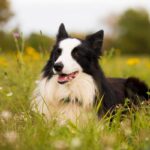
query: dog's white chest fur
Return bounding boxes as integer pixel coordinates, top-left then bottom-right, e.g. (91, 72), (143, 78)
(32, 72), (97, 122)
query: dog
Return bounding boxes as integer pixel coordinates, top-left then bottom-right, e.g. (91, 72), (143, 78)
(32, 23), (149, 122)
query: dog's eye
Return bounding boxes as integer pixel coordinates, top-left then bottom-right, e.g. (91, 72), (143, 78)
(57, 48), (62, 54)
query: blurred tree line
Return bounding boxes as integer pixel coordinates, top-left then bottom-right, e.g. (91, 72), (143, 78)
(0, 30), (54, 52)
(0, 0), (13, 27)
(0, 0), (150, 54)
(104, 8), (150, 54)
(0, 0), (54, 52)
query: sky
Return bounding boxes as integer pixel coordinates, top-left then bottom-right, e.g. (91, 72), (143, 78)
(8, 0), (150, 36)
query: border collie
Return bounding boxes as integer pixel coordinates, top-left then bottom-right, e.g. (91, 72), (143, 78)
(32, 23), (149, 122)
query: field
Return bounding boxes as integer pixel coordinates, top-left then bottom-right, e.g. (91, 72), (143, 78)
(0, 49), (150, 150)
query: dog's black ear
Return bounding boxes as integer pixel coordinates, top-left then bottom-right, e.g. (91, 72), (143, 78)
(86, 30), (104, 56)
(57, 23), (68, 41)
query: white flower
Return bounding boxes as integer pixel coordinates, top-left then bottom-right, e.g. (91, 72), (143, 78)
(124, 128), (132, 136)
(53, 140), (68, 150)
(35, 80), (40, 84)
(1, 110), (12, 121)
(99, 125), (104, 131)
(121, 142), (128, 149)
(101, 134), (116, 146)
(6, 92), (13, 97)
(120, 119), (132, 136)
(59, 119), (67, 126)
(0, 86), (3, 90)
(71, 137), (81, 148)
(145, 137), (149, 141)
(4, 131), (18, 143)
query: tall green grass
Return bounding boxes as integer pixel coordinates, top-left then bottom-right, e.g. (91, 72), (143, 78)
(0, 52), (150, 150)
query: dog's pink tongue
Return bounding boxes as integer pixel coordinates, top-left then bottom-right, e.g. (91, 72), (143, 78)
(58, 72), (77, 83)
(58, 75), (69, 83)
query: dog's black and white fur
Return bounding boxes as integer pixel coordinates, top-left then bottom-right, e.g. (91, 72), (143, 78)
(32, 23), (149, 121)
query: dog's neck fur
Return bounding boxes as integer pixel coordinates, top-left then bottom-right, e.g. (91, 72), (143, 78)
(33, 72), (98, 118)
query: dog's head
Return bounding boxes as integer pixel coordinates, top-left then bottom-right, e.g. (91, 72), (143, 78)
(50, 23), (104, 84)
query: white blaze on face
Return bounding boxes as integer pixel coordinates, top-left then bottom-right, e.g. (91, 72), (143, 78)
(55, 38), (82, 74)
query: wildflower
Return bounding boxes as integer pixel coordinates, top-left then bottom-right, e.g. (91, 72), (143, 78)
(13, 32), (20, 39)
(49, 130), (55, 136)
(145, 137), (149, 141)
(99, 124), (104, 131)
(105, 147), (113, 150)
(146, 63), (150, 69)
(126, 58), (140, 66)
(53, 140), (68, 150)
(121, 142), (128, 150)
(0, 86), (3, 90)
(59, 119), (67, 126)
(6, 92), (13, 97)
(1, 110), (12, 121)
(101, 134), (116, 146)
(0, 57), (8, 66)
(4, 131), (18, 144)
(71, 137), (81, 148)
(35, 80), (40, 84)
(19, 112), (29, 122)
(25, 47), (40, 61)
(120, 119), (132, 136)
(26, 47), (36, 55)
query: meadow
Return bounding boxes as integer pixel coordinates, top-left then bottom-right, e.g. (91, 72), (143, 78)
(0, 47), (150, 150)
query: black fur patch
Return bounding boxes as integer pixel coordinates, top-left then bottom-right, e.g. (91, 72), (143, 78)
(125, 77), (149, 102)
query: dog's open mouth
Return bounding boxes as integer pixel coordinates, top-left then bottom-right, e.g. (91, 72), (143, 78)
(58, 71), (79, 84)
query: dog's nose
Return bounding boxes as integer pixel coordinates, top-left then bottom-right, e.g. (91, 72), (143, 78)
(54, 62), (64, 72)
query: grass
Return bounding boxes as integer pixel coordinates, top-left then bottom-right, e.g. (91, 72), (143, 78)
(0, 51), (150, 150)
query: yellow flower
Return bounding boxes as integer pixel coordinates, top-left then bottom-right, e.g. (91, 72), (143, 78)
(25, 47), (40, 60)
(0, 57), (8, 66)
(126, 58), (140, 66)
(146, 63), (150, 69)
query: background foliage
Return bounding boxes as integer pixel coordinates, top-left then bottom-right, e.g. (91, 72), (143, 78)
(0, 0), (13, 27)
(0, 3), (150, 54)
(106, 9), (150, 54)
